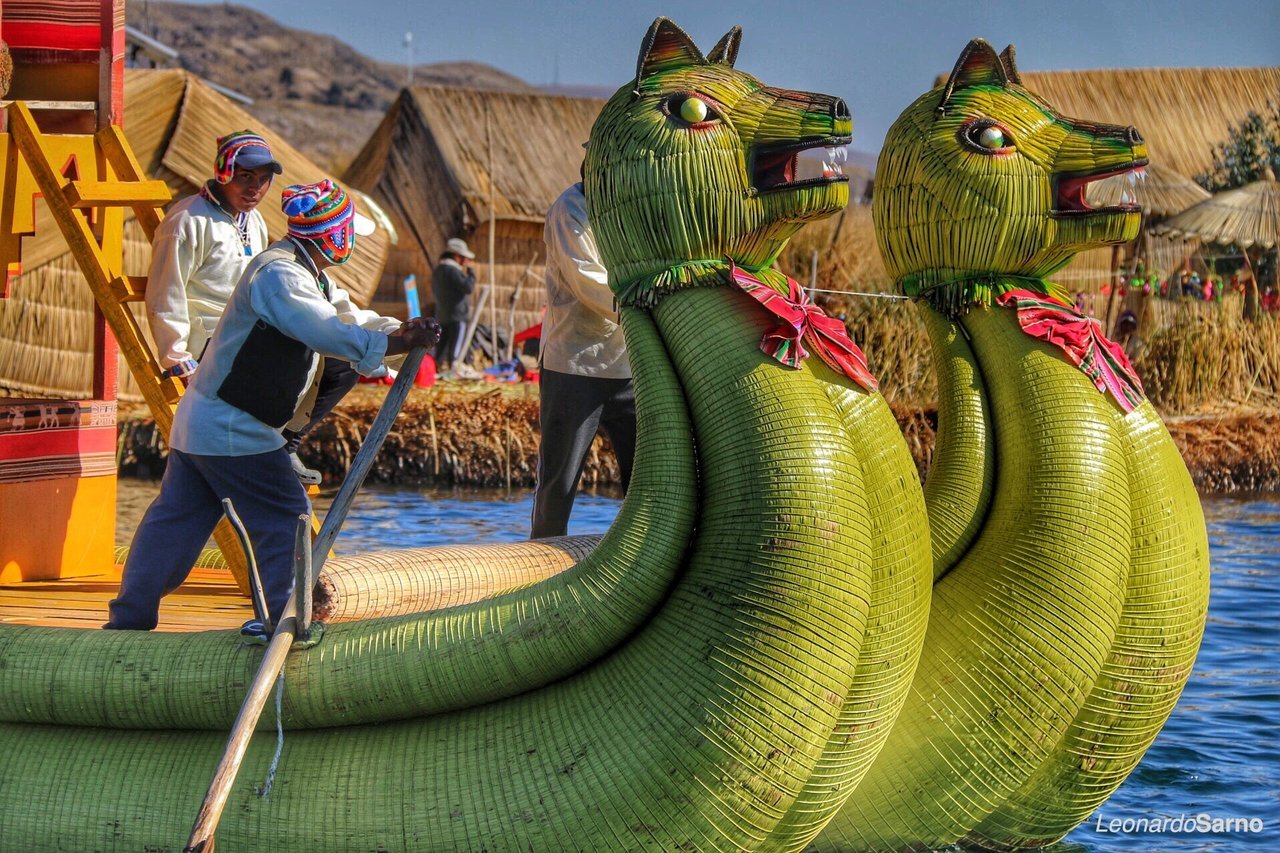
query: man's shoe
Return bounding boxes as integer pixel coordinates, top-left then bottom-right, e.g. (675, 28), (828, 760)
(239, 618), (272, 645)
(289, 451), (322, 485)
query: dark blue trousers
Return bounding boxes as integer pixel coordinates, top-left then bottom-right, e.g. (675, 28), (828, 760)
(530, 369), (636, 539)
(107, 448), (309, 630)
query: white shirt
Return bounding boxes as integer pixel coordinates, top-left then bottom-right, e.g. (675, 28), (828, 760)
(540, 183), (631, 379)
(145, 190), (269, 370)
(172, 240), (398, 456)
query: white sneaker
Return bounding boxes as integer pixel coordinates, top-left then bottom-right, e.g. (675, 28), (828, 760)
(289, 452), (322, 485)
(453, 363), (483, 380)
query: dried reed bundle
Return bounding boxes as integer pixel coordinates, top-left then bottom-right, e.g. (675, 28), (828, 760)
(1136, 305), (1280, 412)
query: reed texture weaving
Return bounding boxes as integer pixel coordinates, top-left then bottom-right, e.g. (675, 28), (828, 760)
(0, 18), (937, 850)
(810, 39), (1210, 851)
(117, 537), (604, 621)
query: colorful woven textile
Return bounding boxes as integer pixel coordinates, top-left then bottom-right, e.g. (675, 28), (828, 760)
(281, 179), (356, 265)
(213, 131), (272, 184)
(730, 263), (878, 392)
(1, 0), (100, 54)
(995, 289), (1145, 411)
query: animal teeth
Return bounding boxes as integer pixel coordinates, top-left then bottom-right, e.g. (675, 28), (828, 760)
(823, 146), (847, 177)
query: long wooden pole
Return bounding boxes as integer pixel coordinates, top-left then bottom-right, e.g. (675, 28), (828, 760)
(486, 103), (498, 367)
(506, 253), (538, 362)
(185, 347), (427, 853)
(459, 283), (492, 364)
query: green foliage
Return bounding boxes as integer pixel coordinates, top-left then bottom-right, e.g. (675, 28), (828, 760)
(1195, 97), (1280, 191)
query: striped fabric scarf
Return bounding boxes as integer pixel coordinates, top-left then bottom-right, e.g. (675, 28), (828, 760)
(730, 263), (879, 392)
(996, 289), (1145, 412)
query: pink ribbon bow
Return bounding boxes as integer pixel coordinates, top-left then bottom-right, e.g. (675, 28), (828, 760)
(729, 263), (879, 392)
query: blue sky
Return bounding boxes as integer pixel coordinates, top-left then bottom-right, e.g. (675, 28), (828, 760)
(167, 0), (1277, 152)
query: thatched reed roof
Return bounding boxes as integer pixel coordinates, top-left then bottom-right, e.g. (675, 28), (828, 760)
(1015, 67), (1280, 181)
(0, 69), (393, 401)
(1090, 161), (1211, 219)
(344, 84), (607, 329)
(347, 84), (605, 246)
(1153, 170), (1280, 249)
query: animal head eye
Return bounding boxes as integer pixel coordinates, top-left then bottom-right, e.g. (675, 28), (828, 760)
(667, 94), (720, 127)
(959, 119), (1015, 154)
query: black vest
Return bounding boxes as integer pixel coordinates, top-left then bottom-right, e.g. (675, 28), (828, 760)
(216, 244), (328, 428)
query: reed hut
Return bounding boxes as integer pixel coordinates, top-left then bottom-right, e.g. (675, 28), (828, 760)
(1014, 67), (1280, 293)
(0, 68), (393, 400)
(1154, 167), (1280, 318)
(343, 85), (606, 335)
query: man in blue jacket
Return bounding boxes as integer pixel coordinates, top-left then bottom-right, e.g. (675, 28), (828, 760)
(107, 180), (439, 636)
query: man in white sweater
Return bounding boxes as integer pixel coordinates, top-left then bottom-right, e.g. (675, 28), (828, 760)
(530, 180), (635, 538)
(146, 130), (278, 382)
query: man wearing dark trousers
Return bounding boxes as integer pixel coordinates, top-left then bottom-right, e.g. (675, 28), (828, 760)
(531, 181), (635, 538)
(431, 236), (476, 377)
(107, 180), (440, 638)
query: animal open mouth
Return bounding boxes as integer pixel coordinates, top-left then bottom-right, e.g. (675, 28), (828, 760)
(1053, 159), (1149, 216)
(753, 137), (852, 192)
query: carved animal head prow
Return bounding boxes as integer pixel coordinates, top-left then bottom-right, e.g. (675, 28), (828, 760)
(586, 18), (852, 306)
(873, 38), (1149, 292)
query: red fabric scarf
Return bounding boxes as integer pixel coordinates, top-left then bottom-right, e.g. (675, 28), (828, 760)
(995, 289), (1145, 412)
(729, 263), (878, 392)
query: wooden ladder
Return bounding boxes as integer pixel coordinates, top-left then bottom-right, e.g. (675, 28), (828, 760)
(6, 100), (261, 593)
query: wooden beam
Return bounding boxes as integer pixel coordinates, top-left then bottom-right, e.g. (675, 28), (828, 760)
(96, 124), (166, 241)
(65, 179), (171, 208)
(110, 274), (148, 302)
(6, 102), (177, 434)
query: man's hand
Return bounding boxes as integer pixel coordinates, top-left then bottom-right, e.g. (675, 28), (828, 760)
(386, 316), (442, 355)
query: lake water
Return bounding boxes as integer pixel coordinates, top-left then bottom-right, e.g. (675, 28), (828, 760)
(116, 481), (1278, 850)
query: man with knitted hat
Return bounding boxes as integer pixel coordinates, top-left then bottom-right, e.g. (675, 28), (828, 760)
(108, 179), (440, 638)
(145, 130), (280, 384)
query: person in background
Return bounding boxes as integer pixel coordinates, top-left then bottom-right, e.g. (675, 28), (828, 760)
(530, 179), (635, 539)
(431, 237), (476, 377)
(107, 179), (440, 638)
(146, 130), (278, 385)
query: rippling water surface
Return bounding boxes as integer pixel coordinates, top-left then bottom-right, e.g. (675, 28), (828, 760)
(116, 482), (1278, 850)
(1057, 496), (1280, 852)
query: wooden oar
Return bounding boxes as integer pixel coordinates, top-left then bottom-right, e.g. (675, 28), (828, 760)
(185, 347), (427, 853)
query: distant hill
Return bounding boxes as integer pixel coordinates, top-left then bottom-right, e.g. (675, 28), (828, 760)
(129, 1), (536, 170)
(128, 2), (880, 179)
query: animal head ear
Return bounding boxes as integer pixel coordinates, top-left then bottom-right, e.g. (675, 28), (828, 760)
(938, 39), (1008, 112)
(707, 26), (742, 67)
(636, 17), (706, 86)
(999, 44), (1023, 85)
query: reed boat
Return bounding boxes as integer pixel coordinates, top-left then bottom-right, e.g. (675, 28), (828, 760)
(0, 13), (936, 849)
(0, 11), (1206, 852)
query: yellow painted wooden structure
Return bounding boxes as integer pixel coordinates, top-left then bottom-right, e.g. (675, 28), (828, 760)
(0, 565), (249, 631)
(1, 100), (272, 598)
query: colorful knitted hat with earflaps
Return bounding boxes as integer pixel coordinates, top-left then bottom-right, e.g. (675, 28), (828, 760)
(213, 130), (280, 183)
(281, 179), (358, 265)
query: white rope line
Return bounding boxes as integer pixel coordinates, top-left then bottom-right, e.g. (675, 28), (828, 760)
(257, 672), (286, 798)
(806, 285), (910, 300)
